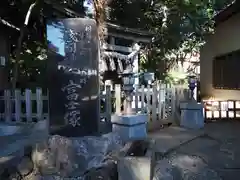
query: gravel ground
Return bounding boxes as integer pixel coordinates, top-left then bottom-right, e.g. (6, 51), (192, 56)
(153, 122), (240, 180)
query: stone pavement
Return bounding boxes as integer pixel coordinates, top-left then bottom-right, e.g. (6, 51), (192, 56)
(148, 126), (205, 156)
(150, 122), (240, 180)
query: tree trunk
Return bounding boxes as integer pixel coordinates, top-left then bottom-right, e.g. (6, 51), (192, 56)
(12, 1), (38, 89)
(0, 30), (9, 90)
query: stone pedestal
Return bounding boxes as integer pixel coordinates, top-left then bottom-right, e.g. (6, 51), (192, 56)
(180, 102), (204, 129)
(111, 114), (147, 142)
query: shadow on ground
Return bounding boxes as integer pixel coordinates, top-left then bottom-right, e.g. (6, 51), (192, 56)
(154, 121), (240, 180)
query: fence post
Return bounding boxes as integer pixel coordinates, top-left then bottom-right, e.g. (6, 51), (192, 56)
(141, 85), (145, 113)
(25, 89), (32, 122)
(165, 84), (170, 118)
(105, 85), (112, 124)
(176, 87), (183, 107)
(36, 88), (43, 121)
(15, 89), (21, 122)
(171, 86), (176, 120)
(115, 84), (121, 114)
(134, 84), (139, 113)
(162, 84), (166, 119)
(157, 83), (162, 120)
(4, 90), (12, 122)
(152, 83), (157, 121)
(146, 84), (151, 114)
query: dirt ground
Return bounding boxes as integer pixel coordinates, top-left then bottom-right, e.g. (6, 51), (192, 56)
(154, 121), (240, 180)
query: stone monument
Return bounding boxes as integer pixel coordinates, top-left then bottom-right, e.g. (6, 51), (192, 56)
(47, 18), (99, 137)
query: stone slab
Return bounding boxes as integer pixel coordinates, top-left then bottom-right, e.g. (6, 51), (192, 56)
(148, 126), (204, 155)
(175, 136), (240, 169)
(111, 114), (147, 125)
(0, 121), (48, 158)
(0, 154), (23, 171)
(152, 122), (240, 180)
(0, 124), (22, 136)
(118, 140), (155, 180)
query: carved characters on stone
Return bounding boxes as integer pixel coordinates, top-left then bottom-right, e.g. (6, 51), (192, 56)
(62, 79), (87, 127)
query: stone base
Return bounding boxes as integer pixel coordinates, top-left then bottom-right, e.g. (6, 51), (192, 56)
(118, 140), (155, 180)
(180, 102), (204, 129)
(111, 114), (147, 141)
(0, 124), (22, 136)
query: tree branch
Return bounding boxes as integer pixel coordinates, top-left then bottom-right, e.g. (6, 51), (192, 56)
(12, 0), (38, 89)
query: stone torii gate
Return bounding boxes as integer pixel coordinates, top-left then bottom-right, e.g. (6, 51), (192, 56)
(100, 43), (141, 89)
(99, 23), (153, 89)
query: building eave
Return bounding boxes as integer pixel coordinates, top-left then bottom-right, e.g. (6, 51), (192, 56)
(106, 22), (153, 37)
(215, 1), (240, 26)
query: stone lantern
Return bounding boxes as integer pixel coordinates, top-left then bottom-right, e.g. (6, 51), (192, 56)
(111, 44), (147, 142)
(188, 75), (196, 100)
(143, 72), (155, 85)
(179, 75), (204, 129)
(121, 70), (135, 114)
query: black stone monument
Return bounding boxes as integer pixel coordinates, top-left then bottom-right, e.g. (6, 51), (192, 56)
(47, 18), (99, 137)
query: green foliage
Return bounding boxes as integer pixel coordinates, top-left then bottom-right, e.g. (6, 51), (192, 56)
(1, 0), (84, 88)
(108, 0), (150, 29)
(109, 0), (234, 82)
(0, 0), (234, 87)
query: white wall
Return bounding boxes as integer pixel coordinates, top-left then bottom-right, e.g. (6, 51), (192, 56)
(200, 12), (240, 100)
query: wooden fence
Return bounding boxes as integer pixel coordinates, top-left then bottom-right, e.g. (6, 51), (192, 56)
(0, 88), (49, 124)
(0, 84), (188, 125)
(100, 84), (188, 123)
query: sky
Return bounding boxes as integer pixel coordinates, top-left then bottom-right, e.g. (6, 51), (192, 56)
(47, 24), (65, 56)
(84, 0), (94, 15)
(46, 0), (94, 57)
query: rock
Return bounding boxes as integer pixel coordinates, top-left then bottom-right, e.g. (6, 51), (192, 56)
(30, 133), (124, 178)
(24, 146), (33, 157)
(31, 140), (57, 175)
(1, 169), (11, 180)
(9, 172), (22, 180)
(31, 135), (78, 176)
(23, 173), (43, 180)
(17, 157), (34, 177)
(48, 135), (77, 176)
(85, 161), (117, 180)
(153, 154), (221, 180)
(1, 167), (21, 180)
